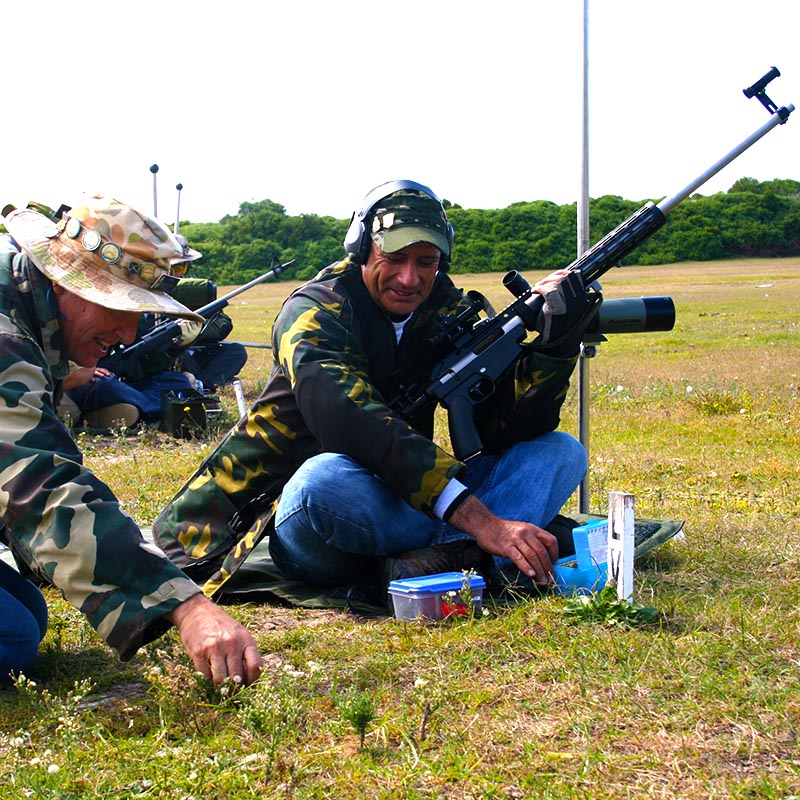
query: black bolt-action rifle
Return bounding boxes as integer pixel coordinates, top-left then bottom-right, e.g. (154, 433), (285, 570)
(101, 259), (294, 377)
(392, 68), (794, 462)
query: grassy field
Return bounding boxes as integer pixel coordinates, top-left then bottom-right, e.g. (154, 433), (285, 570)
(1, 258), (798, 799)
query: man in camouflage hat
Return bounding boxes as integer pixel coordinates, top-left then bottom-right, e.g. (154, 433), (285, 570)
(0, 196), (262, 685)
(153, 180), (598, 600)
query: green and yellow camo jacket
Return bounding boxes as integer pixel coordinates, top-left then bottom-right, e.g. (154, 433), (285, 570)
(153, 259), (578, 596)
(0, 252), (200, 660)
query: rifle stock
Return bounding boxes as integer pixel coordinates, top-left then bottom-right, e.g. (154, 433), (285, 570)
(101, 260), (294, 377)
(393, 71), (793, 460)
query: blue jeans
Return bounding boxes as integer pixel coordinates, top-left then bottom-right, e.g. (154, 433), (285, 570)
(0, 559), (48, 679)
(270, 432), (587, 586)
(69, 372), (193, 421)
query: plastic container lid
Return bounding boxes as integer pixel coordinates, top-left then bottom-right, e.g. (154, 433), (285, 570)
(388, 572), (487, 594)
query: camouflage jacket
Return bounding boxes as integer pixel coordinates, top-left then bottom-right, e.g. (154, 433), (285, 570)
(153, 259), (579, 595)
(0, 251), (200, 660)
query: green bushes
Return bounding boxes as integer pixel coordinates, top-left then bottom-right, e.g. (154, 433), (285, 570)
(175, 179), (800, 284)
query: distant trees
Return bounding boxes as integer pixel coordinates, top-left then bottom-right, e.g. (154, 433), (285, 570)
(179, 198), (348, 284)
(729, 177), (800, 196)
(176, 179), (800, 285)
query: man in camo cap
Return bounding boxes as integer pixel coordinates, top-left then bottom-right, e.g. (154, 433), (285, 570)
(0, 196), (262, 685)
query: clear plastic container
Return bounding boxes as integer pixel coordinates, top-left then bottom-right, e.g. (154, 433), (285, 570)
(388, 572), (486, 620)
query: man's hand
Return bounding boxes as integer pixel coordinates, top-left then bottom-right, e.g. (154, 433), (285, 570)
(448, 495), (558, 583)
(62, 366), (113, 391)
(175, 318), (203, 347)
(166, 594), (263, 686)
(532, 268), (601, 357)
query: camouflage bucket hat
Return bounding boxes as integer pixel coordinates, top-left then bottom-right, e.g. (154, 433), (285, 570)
(370, 190), (452, 257)
(2, 196), (203, 320)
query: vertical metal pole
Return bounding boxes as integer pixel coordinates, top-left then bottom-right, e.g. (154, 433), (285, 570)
(150, 164), (159, 217)
(577, 0), (590, 261)
(175, 183), (183, 234)
(577, 0), (592, 513)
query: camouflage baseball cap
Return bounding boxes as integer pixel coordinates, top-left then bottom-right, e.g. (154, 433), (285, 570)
(370, 190), (452, 257)
(2, 196), (203, 320)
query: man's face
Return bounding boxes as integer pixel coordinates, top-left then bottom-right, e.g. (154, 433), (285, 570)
(52, 284), (141, 367)
(171, 261), (190, 278)
(361, 241), (441, 319)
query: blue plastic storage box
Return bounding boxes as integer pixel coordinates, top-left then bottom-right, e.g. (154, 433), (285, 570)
(552, 518), (609, 596)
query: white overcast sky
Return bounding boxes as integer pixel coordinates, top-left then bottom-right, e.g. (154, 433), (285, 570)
(3, 0), (798, 228)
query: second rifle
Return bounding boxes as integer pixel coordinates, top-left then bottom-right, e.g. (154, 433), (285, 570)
(101, 259), (294, 376)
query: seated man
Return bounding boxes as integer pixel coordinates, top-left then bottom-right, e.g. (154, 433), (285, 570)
(62, 361), (194, 431)
(149, 285), (247, 394)
(153, 180), (600, 600)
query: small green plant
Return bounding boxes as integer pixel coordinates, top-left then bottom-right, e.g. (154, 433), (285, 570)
(411, 675), (448, 743)
(559, 583), (660, 626)
(236, 674), (305, 774)
(336, 687), (377, 751)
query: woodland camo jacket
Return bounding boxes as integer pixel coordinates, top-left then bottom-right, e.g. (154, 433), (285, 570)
(0, 250), (200, 660)
(153, 259), (579, 595)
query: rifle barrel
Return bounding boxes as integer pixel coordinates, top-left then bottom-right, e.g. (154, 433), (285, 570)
(659, 105), (794, 215)
(202, 260), (295, 314)
(230, 341), (273, 349)
(567, 102), (795, 288)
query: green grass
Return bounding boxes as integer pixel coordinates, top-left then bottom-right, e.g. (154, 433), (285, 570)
(1, 258), (799, 798)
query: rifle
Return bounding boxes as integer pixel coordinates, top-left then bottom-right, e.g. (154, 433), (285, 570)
(392, 68), (794, 461)
(101, 259), (294, 377)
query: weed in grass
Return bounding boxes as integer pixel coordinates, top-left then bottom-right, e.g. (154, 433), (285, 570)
(559, 583), (661, 627)
(6, 674), (100, 792)
(411, 675), (448, 744)
(439, 569), (487, 620)
(232, 674), (306, 779)
(686, 384), (753, 416)
(335, 686), (378, 752)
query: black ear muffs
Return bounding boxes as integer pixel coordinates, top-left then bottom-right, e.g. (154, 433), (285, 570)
(343, 179), (454, 270)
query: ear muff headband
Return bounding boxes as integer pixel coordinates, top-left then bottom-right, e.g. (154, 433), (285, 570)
(343, 179), (454, 268)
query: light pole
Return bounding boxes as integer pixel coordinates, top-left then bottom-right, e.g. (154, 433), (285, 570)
(175, 183), (183, 234)
(577, 0), (593, 514)
(149, 164), (159, 217)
